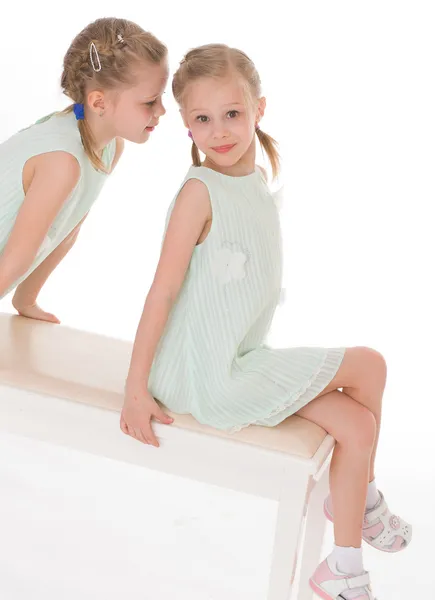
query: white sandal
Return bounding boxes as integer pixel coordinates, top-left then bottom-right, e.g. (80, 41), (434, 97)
(324, 491), (412, 552)
(310, 556), (378, 600)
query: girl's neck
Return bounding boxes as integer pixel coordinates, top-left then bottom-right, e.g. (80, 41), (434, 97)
(84, 110), (116, 152)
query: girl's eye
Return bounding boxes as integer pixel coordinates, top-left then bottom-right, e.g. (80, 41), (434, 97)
(196, 115), (209, 123)
(227, 110), (239, 118)
(145, 92), (165, 107)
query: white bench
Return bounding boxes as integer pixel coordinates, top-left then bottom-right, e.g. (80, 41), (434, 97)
(0, 313), (333, 600)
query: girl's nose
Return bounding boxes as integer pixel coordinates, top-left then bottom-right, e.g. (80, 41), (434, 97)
(212, 123), (230, 139)
(155, 98), (166, 118)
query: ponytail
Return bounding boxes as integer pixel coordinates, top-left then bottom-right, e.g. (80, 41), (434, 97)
(256, 127), (280, 180)
(191, 140), (201, 167)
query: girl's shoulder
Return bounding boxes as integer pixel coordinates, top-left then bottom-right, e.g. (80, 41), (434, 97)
(2, 111), (83, 159)
(2, 110), (115, 173)
(183, 164), (266, 186)
(17, 110), (78, 137)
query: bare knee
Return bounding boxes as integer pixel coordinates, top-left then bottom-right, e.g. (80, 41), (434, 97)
(336, 405), (377, 452)
(337, 346), (387, 390)
(359, 346), (387, 380)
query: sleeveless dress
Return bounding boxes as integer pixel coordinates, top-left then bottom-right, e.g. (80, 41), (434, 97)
(0, 111), (116, 299)
(148, 165), (346, 433)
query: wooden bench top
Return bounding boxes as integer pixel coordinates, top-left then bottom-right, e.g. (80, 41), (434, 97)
(0, 313), (328, 459)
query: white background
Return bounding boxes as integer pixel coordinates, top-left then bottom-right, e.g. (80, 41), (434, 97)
(0, 1), (434, 598)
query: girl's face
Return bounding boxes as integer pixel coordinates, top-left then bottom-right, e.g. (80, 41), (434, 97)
(182, 75), (265, 170)
(106, 60), (169, 143)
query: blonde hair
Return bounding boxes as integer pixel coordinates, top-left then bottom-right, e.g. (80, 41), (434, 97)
(172, 44), (280, 179)
(60, 17), (167, 172)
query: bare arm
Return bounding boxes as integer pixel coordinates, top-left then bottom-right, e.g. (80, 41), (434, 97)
(121, 178), (212, 446)
(11, 214), (87, 323)
(9, 137), (125, 320)
(127, 178), (211, 384)
(0, 151), (80, 297)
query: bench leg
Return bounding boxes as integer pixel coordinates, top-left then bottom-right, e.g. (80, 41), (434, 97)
(297, 463), (330, 600)
(267, 467), (311, 600)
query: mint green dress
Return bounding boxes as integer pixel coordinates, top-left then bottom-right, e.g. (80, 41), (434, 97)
(148, 165), (346, 433)
(0, 111), (116, 299)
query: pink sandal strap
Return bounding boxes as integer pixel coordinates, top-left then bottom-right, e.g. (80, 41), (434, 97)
(323, 491), (412, 553)
(310, 557), (377, 600)
(363, 492), (412, 551)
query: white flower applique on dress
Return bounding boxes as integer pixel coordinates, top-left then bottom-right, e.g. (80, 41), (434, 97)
(212, 242), (249, 285)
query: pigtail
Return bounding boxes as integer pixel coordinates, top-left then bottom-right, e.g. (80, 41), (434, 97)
(256, 127), (280, 181)
(191, 141), (201, 166)
(79, 115), (107, 172)
(60, 104), (107, 173)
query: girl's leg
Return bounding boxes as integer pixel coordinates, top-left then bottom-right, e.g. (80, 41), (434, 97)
(313, 346), (387, 481)
(296, 390), (376, 547)
(308, 347), (412, 559)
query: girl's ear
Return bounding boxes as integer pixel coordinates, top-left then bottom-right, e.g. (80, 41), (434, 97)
(256, 96), (266, 124)
(87, 90), (106, 114)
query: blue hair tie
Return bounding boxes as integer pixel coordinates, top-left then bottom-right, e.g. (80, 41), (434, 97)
(73, 103), (85, 120)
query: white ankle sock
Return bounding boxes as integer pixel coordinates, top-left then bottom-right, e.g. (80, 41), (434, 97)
(333, 544), (364, 575)
(332, 545), (365, 600)
(366, 478), (380, 510)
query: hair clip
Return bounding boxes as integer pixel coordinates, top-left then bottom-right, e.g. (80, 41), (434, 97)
(89, 42), (102, 72)
(117, 34), (124, 44)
